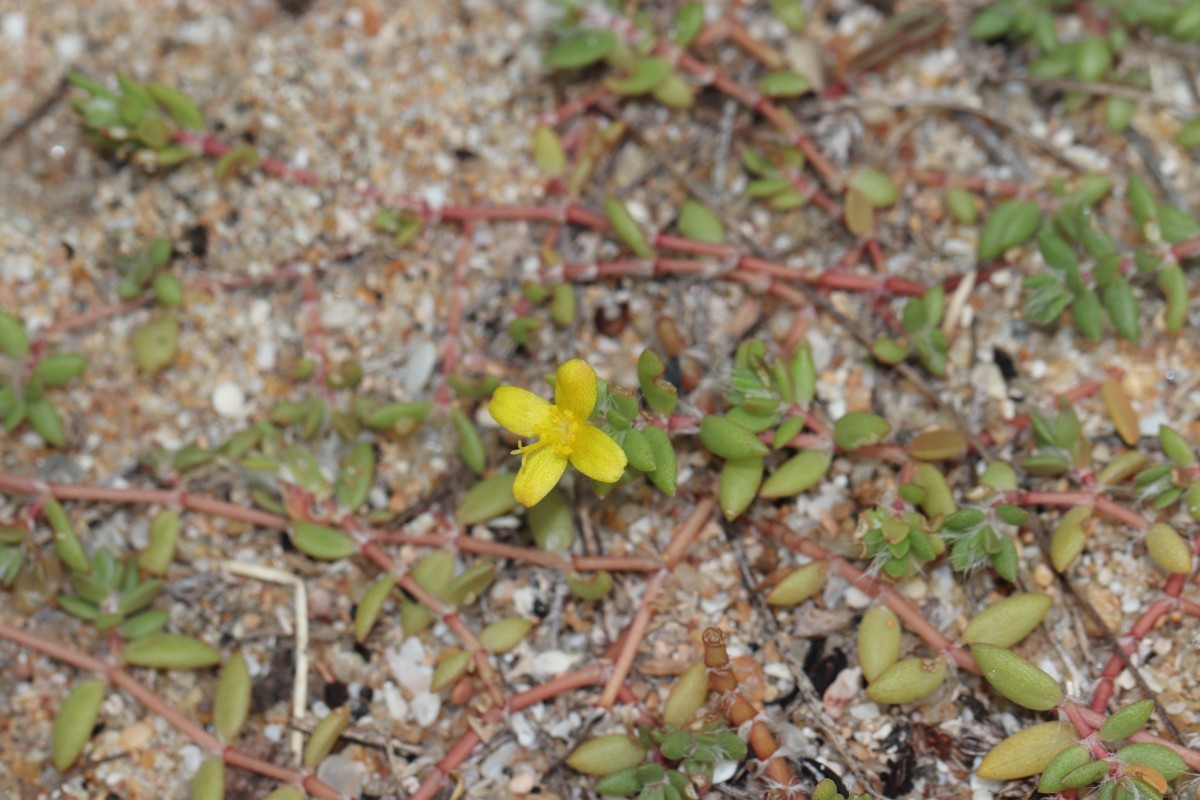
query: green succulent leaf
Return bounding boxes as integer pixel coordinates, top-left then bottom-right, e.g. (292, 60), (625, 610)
(53, 680), (106, 771)
(1099, 699), (1155, 743)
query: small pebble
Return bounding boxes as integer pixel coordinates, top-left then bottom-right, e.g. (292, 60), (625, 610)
(401, 341), (437, 394)
(510, 711), (537, 747)
(212, 382), (247, 418)
(481, 741), (517, 780)
(383, 682), (408, 719)
(2, 12), (26, 41)
(317, 754), (365, 797)
(321, 298), (359, 329)
(712, 759), (739, 784)
(118, 721), (154, 750)
(411, 691), (441, 727)
(843, 586), (872, 609)
(533, 649), (579, 678)
(509, 771), (537, 795)
(848, 702), (880, 720)
(55, 32), (85, 60)
(178, 745), (203, 776)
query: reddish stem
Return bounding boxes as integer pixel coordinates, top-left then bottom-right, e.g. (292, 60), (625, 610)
(370, 530), (661, 572)
(436, 222), (474, 407)
(910, 169), (1040, 200)
(0, 619), (345, 800)
(408, 662), (609, 800)
(1061, 701), (1111, 761)
(585, 8), (841, 191)
(0, 472), (504, 710)
(1019, 491), (1149, 532)
(0, 472), (286, 529)
(359, 540), (504, 707)
(757, 520), (977, 673)
(597, 497), (715, 708)
(1090, 573), (1185, 712)
(300, 271), (334, 400)
(1073, 703), (1200, 771)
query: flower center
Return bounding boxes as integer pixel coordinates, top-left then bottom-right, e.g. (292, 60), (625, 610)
(513, 405), (580, 458)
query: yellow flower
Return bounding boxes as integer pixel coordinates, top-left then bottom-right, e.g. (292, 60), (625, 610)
(489, 359), (628, 507)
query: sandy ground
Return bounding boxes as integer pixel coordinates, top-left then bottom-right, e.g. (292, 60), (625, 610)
(2, 1), (1199, 799)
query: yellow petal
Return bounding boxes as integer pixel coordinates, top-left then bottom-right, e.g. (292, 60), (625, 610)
(489, 386), (551, 438)
(514, 447), (569, 507)
(555, 359), (598, 420)
(570, 424), (627, 484)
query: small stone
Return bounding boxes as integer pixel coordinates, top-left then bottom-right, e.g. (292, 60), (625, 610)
(481, 741), (517, 780)
(712, 759), (739, 784)
(511, 585), (538, 618)
(55, 33), (85, 61)
(843, 586), (872, 609)
(387, 639), (432, 695)
(509, 771), (537, 795)
(2, 12), (26, 41)
(401, 341), (437, 394)
(822, 666), (862, 719)
(316, 754), (365, 797)
(548, 711), (581, 739)
(212, 382), (247, 418)
(532, 650), (579, 678)
(254, 339), (277, 370)
(510, 711), (537, 747)
(848, 702), (880, 720)
(321, 298), (359, 329)
(118, 721), (154, 750)
(179, 744), (203, 775)
(899, 576), (927, 601)
(383, 683), (408, 719)
(411, 691), (441, 727)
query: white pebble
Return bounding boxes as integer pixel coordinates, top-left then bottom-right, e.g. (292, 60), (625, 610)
(1139, 410), (1168, 438)
(401, 341), (438, 394)
(317, 754), (365, 797)
(383, 682), (409, 719)
(843, 586), (872, 609)
(509, 771), (537, 794)
(511, 585), (538, 618)
(411, 692), (441, 727)
(712, 759), (739, 784)
(249, 298), (272, 325)
(2, 12), (26, 41)
(321, 298), (359, 330)
(971, 774), (1005, 800)
(700, 593), (731, 615)
(626, 200), (651, 224)
(481, 741), (518, 779)
(548, 711), (581, 739)
(55, 33), (85, 61)
(178, 745), (203, 775)
(212, 382), (247, 418)
(386, 640), (432, 695)
(510, 711), (537, 747)
(532, 650), (580, 679)
(848, 702), (880, 720)
(255, 339), (277, 371)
